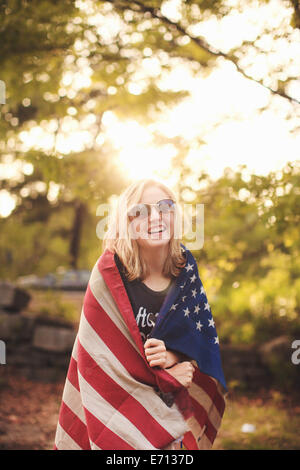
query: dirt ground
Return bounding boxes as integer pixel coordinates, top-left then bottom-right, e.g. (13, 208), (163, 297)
(1, 366), (299, 450)
(0, 367), (64, 450)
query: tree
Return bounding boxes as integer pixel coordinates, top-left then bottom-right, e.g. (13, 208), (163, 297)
(175, 160), (300, 344)
(1, 0), (299, 278)
(0, 0), (188, 276)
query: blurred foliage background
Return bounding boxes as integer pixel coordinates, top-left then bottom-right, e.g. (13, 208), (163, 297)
(0, 0), (300, 348)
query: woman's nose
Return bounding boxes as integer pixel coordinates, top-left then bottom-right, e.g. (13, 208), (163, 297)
(149, 205), (161, 221)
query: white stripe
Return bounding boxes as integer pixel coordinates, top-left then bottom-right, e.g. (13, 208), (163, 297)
(70, 332), (78, 361)
(55, 422), (82, 450)
(78, 370), (158, 450)
(90, 441), (102, 450)
(78, 310), (188, 440)
(188, 377), (222, 431)
(198, 432), (212, 450)
(62, 378), (86, 425)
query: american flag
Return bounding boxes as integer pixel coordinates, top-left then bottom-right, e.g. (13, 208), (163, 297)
(54, 245), (226, 450)
(149, 243), (227, 393)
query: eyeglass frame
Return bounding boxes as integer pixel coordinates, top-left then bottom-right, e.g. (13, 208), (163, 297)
(127, 198), (176, 221)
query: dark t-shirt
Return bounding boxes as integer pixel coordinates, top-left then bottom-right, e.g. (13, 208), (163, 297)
(114, 253), (175, 343)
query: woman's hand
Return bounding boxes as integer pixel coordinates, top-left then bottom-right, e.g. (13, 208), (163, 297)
(165, 361), (196, 388)
(144, 338), (182, 369)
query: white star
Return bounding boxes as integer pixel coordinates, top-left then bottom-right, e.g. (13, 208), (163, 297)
(194, 304), (200, 314)
(183, 307), (190, 317)
(196, 321), (203, 331)
(180, 283), (186, 289)
(200, 286), (205, 295)
(208, 318), (215, 328)
(185, 263), (193, 272)
(170, 303), (178, 311)
(214, 336), (219, 344)
(204, 302), (210, 311)
(191, 289), (197, 298)
(182, 296), (187, 302)
(190, 274), (197, 283)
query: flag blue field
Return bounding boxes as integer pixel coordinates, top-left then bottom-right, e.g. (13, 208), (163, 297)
(149, 243), (227, 392)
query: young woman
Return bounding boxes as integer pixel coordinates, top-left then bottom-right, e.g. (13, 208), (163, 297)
(54, 178), (226, 450)
(105, 178), (195, 449)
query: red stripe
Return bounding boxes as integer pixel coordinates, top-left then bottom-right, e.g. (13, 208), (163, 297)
(66, 355), (79, 391)
(182, 431), (198, 450)
(193, 368), (225, 417)
(77, 340), (176, 448)
(84, 408), (135, 450)
(172, 386), (194, 420)
(204, 426), (216, 446)
(189, 395), (216, 444)
(58, 401), (91, 449)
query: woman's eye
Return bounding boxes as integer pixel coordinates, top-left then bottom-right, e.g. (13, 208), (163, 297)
(159, 203), (170, 211)
(129, 205), (143, 217)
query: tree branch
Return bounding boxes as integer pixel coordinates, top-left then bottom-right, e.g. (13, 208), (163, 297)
(109, 0), (300, 106)
(290, 0), (300, 29)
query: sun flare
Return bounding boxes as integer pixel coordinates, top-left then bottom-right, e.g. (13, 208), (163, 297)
(102, 114), (177, 180)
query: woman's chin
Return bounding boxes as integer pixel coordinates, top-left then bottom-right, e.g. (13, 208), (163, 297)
(138, 234), (171, 247)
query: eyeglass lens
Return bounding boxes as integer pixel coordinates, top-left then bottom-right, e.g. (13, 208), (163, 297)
(128, 199), (174, 219)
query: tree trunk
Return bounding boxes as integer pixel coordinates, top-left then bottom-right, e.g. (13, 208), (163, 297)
(69, 200), (86, 269)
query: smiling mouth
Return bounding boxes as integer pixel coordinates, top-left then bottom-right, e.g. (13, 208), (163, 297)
(148, 226), (166, 234)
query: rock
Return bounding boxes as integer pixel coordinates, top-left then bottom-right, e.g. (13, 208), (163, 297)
(32, 325), (76, 352)
(258, 335), (292, 363)
(220, 343), (271, 390)
(0, 282), (31, 312)
(0, 311), (34, 341)
(23, 366), (67, 383)
(258, 335), (299, 389)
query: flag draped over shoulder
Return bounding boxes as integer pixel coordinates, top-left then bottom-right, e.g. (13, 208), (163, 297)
(54, 244), (226, 450)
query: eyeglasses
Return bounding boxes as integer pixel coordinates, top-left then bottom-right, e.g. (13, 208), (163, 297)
(127, 198), (175, 220)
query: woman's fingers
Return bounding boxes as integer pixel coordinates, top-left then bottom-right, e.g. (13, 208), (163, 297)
(144, 345), (166, 357)
(143, 341), (195, 376)
(144, 338), (165, 349)
(149, 358), (166, 367)
(146, 352), (166, 363)
(144, 338), (166, 362)
(184, 361), (195, 372)
(143, 338), (170, 368)
(165, 361), (196, 387)
(146, 350), (167, 367)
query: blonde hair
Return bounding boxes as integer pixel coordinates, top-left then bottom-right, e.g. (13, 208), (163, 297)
(102, 178), (186, 281)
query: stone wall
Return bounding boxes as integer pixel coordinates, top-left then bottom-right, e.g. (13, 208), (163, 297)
(0, 310), (76, 382)
(1, 309), (298, 390)
(0, 283), (298, 389)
